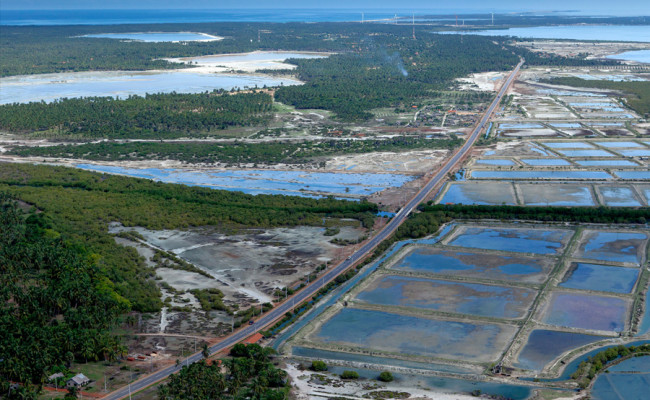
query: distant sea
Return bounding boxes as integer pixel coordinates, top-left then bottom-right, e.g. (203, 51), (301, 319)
(2, 8), (511, 26)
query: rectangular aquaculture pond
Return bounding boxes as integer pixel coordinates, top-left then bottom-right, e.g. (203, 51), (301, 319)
(438, 182), (517, 205)
(389, 248), (553, 284)
(554, 149), (615, 157)
(543, 142), (594, 149)
(470, 170), (612, 180)
(597, 186), (643, 207)
(520, 159), (571, 166)
(540, 292), (630, 332)
(447, 226), (573, 255)
(355, 275), (537, 319)
(574, 230), (648, 264)
(514, 330), (606, 371)
(560, 263), (640, 293)
(474, 159), (517, 166)
(519, 184), (596, 206)
(311, 308), (518, 363)
(574, 159), (638, 167)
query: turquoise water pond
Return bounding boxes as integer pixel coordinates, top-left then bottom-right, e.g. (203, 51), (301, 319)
(560, 263), (639, 294)
(576, 231), (647, 264)
(391, 248), (551, 283)
(591, 355), (650, 400)
(449, 227), (571, 255)
(542, 292), (629, 332)
(356, 275), (536, 319)
(515, 330), (606, 372)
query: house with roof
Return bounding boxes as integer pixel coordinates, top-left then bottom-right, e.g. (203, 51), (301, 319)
(66, 373), (90, 388)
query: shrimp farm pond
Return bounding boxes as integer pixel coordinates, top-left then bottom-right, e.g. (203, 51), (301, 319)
(279, 222), (650, 399)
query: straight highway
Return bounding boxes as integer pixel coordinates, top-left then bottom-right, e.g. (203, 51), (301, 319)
(104, 59), (523, 399)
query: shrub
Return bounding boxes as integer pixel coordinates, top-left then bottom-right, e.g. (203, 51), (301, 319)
(378, 371), (394, 382)
(311, 360), (328, 371)
(341, 370), (359, 380)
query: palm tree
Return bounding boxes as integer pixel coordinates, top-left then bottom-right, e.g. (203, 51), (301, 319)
(202, 344), (210, 359)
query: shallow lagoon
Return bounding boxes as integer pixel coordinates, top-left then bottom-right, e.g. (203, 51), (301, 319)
(592, 356), (650, 400)
(83, 32), (221, 42)
(541, 292), (629, 332)
(356, 275), (536, 319)
(313, 308), (517, 362)
(470, 170), (612, 180)
(0, 70), (301, 104)
(390, 248), (552, 284)
(515, 330), (606, 372)
(438, 25), (650, 42)
(575, 231), (648, 264)
(560, 263), (639, 294)
(76, 164), (413, 198)
(598, 186), (643, 207)
(448, 226), (571, 255)
(439, 182), (517, 205)
(607, 49), (650, 63)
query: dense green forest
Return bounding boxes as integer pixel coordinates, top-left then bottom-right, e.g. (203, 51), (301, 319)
(0, 92), (274, 139)
(275, 34), (520, 120)
(0, 194), (126, 398)
(0, 163), (377, 312)
(397, 204), (650, 239)
(7, 136), (462, 164)
(159, 344), (287, 400)
(0, 21), (621, 77)
(543, 77), (650, 118)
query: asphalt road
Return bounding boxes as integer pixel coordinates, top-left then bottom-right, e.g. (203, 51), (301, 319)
(104, 59), (523, 400)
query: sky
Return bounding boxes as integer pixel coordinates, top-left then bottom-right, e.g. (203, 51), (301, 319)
(2, 0), (649, 15)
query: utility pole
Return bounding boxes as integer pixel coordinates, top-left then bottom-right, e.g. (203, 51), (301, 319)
(361, 12), (364, 24)
(492, 13), (494, 26)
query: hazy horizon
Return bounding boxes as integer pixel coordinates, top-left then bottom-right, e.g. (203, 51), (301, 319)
(2, 0), (649, 16)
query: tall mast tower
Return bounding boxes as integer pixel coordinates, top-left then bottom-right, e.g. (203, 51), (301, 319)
(412, 13), (416, 40)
